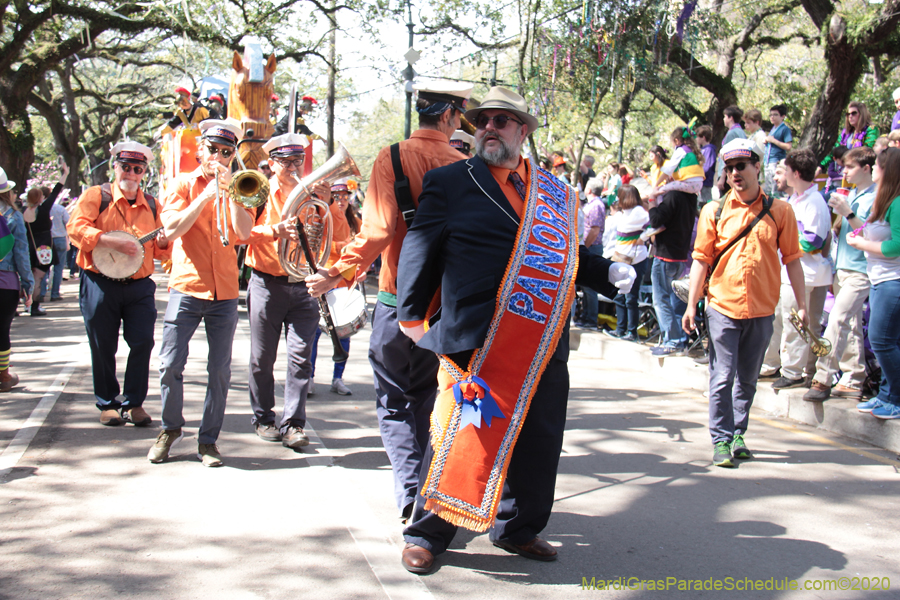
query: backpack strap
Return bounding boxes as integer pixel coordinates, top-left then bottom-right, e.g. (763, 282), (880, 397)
(99, 183), (157, 220)
(390, 143), (416, 228)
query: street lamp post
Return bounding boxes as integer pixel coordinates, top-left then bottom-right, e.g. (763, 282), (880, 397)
(404, 0), (414, 140)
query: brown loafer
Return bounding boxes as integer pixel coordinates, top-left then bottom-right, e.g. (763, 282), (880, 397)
(100, 409), (123, 426)
(123, 406), (152, 427)
(832, 384), (863, 399)
(493, 536), (558, 561)
(401, 543), (435, 574)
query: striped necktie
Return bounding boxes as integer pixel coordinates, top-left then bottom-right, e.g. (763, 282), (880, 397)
(508, 172), (526, 201)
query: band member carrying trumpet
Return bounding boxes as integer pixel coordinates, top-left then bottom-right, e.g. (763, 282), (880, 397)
(682, 138), (806, 468)
(244, 132), (331, 450)
(149, 119), (254, 467)
(67, 141), (171, 428)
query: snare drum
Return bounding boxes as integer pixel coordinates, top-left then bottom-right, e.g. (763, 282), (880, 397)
(321, 286), (368, 338)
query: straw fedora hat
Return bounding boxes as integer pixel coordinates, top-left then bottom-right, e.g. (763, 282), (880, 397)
(464, 87), (539, 135)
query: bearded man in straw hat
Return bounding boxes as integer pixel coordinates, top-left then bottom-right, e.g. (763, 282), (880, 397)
(395, 86), (637, 574)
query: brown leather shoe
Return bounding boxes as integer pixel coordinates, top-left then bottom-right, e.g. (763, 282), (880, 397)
(803, 381), (830, 402)
(100, 409), (123, 426)
(123, 406), (152, 427)
(492, 536), (558, 561)
(401, 543), (435, 574)
(832, 384), (863, 399)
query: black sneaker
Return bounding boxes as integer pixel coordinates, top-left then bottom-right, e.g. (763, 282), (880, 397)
(713, 442), (734, 468)
(772, 376), (805, 390)
(731, 435), (753, 459)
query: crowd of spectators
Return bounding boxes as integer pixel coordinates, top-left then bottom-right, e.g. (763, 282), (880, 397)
(557, 86), (900, 422)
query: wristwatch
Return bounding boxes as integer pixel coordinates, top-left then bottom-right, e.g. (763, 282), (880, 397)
(847, 212), (856, 220)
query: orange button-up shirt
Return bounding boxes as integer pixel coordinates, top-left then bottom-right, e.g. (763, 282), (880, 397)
(486, 157), (530, 219)
(67, 183), (170, 280)
(162, 167), (250, 300)
(245, 177), (292, 277)
(328, 129), (464, 294)
(692, 188), (802, 320)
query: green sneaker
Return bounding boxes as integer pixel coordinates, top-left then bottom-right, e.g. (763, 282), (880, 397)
(713, 442), (734, 468)
(148, 428), (183, 463)
(198, 443), (224, 467)
(731, 435), (753, 459)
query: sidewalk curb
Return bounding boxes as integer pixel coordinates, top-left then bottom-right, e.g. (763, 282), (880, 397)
(571, 329), (900, 454)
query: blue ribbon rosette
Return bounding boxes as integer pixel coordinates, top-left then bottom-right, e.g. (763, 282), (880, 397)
(452, 375), (506, 429)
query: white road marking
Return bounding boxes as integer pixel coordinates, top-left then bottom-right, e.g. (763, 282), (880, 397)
(0, 352), (84, 481)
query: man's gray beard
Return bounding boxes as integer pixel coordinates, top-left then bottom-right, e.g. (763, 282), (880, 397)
(476, 134), (522, 166)
(118, 179), (139, 193)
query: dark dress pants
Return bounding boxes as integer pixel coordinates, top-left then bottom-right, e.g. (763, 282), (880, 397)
(369, 300), (440, 514)
(79, 271), (157, 410)
(403, 355), (570, 555)
(247, 270), (319, 433)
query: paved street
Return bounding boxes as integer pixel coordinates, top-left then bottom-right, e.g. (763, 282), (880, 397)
(1, 274), (899, 599)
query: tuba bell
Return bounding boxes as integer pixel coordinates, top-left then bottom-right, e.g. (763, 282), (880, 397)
(278, 143), (360, 280)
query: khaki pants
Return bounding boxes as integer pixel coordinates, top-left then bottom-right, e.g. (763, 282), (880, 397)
(780, 284), (829, 381)
(812, 269), (870, 388)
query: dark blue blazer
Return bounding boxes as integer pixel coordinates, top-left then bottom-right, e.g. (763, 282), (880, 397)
(397, 156), (618, 357)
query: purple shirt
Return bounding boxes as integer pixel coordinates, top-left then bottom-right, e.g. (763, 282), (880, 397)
(892, 110), (900, 132)
(583, 197), (606, 247)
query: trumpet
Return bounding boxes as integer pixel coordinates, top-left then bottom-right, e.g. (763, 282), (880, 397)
(212, 129), (271, 247)
(788, 308), (832, 357)
(278, 143), (360, 280)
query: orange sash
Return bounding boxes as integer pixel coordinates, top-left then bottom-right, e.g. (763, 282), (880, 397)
(422, 164), (579, 531)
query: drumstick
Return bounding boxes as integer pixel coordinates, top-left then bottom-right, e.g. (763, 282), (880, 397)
(297, 225), (350, 363)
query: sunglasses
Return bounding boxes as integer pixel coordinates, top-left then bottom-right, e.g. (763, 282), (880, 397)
(118, 163), (146, 175)
(847, 111), (859, 116)
(274, 157), (304, 168)
(475, 114), (524, 130)
(724, 161), (754, 174)
(205, 145), (234, 158)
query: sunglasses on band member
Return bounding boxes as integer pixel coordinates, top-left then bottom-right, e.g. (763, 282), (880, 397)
(847, 111), (859, 116)
(118, 163), (146, 175)
(475, 114), (524, 130)
(724, 161), (755, 174)
(205, 145), (235, 158)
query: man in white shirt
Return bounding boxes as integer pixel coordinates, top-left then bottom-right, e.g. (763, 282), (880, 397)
(772, 149), (833, 390)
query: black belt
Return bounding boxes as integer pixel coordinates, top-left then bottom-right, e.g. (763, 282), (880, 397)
(251, 268), (297, 284)
(87, 269), (149, 285)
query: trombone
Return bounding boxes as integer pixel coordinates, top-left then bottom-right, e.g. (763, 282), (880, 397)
(788, 308), (832, 357)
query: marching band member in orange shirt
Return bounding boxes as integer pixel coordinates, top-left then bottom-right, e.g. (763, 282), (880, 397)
(148, 119), (254, 468)
(68, 141), (170, 429)
(244, 132), (330, 450)
(306, 80), (472, 522)
(309, 177), (361, 396)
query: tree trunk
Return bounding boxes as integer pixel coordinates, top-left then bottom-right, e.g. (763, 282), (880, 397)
(798, 15), (867, 161)
(0, 98), (35, 195)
